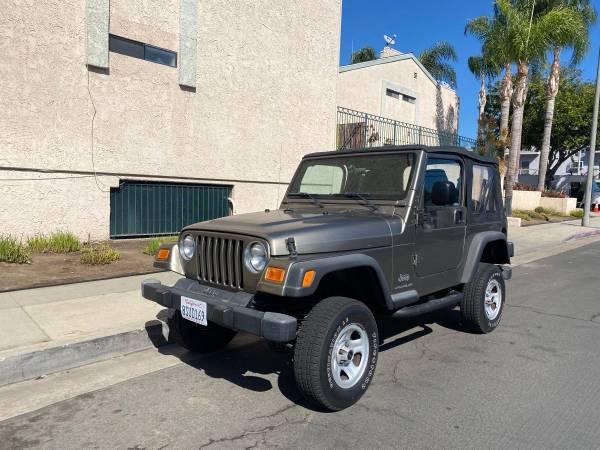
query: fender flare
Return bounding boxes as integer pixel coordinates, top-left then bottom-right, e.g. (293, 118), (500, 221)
(280, 253), (393, 309)
(460, 231), (509, 284)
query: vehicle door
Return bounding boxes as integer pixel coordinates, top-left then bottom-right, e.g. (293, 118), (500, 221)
(414, 155), (466, 277)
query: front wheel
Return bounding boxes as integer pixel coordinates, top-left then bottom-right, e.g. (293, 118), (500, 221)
(293, 297), (379, 411)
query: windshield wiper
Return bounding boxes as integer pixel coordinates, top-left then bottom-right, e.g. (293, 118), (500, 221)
(342, 192), (379, 211)
(287, 192), (325, 209)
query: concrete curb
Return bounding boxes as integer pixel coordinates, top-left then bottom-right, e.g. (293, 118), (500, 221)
(0, 269), (166, 294)
(0, 320), (170, 388)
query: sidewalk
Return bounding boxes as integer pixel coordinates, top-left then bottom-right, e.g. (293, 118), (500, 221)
(2, 218), (600, 387)
(509, 216), (600, 266)
(0, 272), (179, 386)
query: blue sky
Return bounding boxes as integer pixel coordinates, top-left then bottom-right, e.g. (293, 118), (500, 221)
(340, 0), (600, 139)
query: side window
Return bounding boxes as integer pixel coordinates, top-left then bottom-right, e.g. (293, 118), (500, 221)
(423, 158), (462, 207)
(471, 164), (496, 214)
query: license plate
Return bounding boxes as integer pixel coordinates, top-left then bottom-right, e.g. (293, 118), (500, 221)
(180, 296), (207, 326)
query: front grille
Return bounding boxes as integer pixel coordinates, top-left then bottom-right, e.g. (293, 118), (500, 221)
(197, 235), (244, 289)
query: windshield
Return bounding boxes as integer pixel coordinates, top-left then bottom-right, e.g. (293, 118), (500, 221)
(287, 153), (415, 200)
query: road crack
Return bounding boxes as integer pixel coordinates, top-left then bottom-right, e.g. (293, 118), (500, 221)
(506, 303), (600, 326)
(249, 403), (298, 421)
(198, 413), (312, 449)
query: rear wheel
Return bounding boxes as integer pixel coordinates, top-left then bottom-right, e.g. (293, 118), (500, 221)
(168, 310), (237, 353)
(293, 297), (379, 411)
(461, 263), (505, 333)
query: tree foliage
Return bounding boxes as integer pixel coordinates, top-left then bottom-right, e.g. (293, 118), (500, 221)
(487, 68), (598, 185)
(418, 42), (458, 87)
(521, 68), (598, 184)
(351, 46), (377, 64)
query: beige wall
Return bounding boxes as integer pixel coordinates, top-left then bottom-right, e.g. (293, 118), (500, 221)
(337, 56), (459, 134)
(0, 0), (341, 239)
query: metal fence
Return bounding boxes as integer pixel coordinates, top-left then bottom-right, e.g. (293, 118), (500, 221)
(110, 181), (231, 238)
(336, 107), (477, 152)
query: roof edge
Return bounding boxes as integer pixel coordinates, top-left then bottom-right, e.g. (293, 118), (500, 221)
(303, 145), (497, 164)
(339, 53), (451, 90)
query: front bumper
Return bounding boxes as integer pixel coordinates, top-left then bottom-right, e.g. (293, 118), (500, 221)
(141, 278), (297, 342)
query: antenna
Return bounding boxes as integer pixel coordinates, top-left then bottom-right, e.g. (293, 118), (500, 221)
(383, 33), (397, 47)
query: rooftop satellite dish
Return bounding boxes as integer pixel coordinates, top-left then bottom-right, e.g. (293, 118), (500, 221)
(383, 34), (397, 47)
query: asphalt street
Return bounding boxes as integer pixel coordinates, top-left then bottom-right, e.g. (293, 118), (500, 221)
(2, 242), (600, 449)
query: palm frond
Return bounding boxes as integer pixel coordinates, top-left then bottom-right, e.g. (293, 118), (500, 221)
(418, 42), (458, 86)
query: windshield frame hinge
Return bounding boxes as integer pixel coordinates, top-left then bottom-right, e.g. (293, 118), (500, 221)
(285, 237), (298, 259)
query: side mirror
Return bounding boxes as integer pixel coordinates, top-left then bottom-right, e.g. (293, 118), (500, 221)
(431, 181), (457, 206)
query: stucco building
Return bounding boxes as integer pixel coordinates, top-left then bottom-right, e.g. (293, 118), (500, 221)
(337, 47), (460, 149)
(1, 0), (342, 239)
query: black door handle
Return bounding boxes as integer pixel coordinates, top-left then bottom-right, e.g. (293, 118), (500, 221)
(454, 209), (463, 224)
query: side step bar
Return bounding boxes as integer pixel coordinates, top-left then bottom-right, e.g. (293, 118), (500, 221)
(391, 291), (463, 319)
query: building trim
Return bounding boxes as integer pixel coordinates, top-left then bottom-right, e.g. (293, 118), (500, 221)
(0, 166), (290, 186)
(339, 53), (439, 87)
(179, 0), (197, 88)
(85, 0), (110, 69)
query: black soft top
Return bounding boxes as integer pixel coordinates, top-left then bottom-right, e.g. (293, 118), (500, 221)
(304, 145), (497, 165)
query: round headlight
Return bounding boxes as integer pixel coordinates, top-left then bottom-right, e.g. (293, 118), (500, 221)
(179, 234), (195, 261)
(244, 242), (268, 272)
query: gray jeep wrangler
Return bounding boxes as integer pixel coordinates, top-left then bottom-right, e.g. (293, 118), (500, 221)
(142, 145), (513, 411)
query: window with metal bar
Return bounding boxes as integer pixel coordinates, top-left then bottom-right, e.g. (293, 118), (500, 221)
(109, 34), (177, 68)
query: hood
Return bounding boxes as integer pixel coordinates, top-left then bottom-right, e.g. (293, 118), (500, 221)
(184, 208), (393, 255)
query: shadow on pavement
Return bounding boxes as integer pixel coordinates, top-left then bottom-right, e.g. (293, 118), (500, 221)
(144, 306), (469, 411)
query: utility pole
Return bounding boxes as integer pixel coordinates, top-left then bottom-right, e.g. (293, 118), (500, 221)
(583, 48), (600, 227)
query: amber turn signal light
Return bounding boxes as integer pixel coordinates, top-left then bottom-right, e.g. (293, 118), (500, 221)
(156, 248), (170, 260)
(302, 270), (316, 288)
(265, 267), (286, 283)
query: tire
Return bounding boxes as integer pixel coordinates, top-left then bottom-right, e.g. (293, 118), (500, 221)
(293, 297), (379, 411)
(168, 310), (237, 353)
(461, 263), (505, 333)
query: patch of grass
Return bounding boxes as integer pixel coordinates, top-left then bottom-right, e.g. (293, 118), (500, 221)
(0, 236), (31, 264)
(27, 231), (81, 253)
(570, 209), (584, 218)
(142, 236), (178, 255)
(527, 210), (547, 220)
(511, 210), (531, 221)
(80, 243), (121, 265)
(534, 206), (560, 216)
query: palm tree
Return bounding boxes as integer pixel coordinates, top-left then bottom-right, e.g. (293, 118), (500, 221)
(468, 54), (500, 151)
(466, 11), (513, 147)
(418, 42), (458, 87)
(536, 0), (597, 190)
(494, 0), (564, 214)
(351, 46), (377, 64)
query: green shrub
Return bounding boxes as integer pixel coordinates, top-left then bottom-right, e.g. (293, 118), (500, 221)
(570, 209), (584, 218)
(534, 206), (562, 216)
(142, 235), (178, 255)
(512, 209), (549, 221)
(511, 210), (531, 221)
(542, 189), (567, 198)
(80, 243), (121, 265)
(0, 236), (31, 263)
(528, 211), (544, 220)
(27, 231), (81, 253)
(513, 182), (537, 191)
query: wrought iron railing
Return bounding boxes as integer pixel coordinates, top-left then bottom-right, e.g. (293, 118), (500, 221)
(336, 107), (477, 152)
